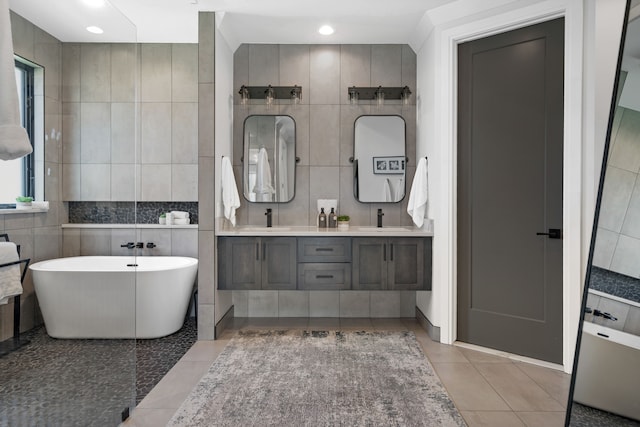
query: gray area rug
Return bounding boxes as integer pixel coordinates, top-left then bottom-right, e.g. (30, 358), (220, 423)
(169, 330), (466, 426)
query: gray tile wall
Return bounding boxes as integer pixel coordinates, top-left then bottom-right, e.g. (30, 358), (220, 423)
(61, 43), (198, 202)
(1, 13), (64, 341)
(232, 44), (418, 227)
(231, 290), (416, 318)
(594, 106), (640, 279)
(585, 291), (640, 336)
(61, 227), (197, 258)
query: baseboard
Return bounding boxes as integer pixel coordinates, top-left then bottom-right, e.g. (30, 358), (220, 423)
(416, 307), (440, 342)
(214, 305), (234, 340)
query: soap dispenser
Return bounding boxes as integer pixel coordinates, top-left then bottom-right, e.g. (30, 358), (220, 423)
(328, 207), (337, 228)
(318, 208), (327, 228)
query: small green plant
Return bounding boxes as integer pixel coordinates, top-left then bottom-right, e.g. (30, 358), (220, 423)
(337, 215), (350, 221)
(16, 196), (33, 203)
(160, 213), (166, 218)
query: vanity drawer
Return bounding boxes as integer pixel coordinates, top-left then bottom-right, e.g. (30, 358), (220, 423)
(298, 263), (351, 290)
(297, 237), (351, 263)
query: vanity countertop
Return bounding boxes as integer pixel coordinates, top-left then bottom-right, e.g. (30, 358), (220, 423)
(61, 223), (197, 229)
(217, 225), (433, 237)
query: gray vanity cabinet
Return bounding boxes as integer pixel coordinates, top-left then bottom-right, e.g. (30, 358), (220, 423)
(297, 237), (352, 290)
(352, 238), (430, 290)
(218, 236), (296, 290)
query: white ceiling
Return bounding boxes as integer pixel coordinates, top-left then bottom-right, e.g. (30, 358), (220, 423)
(8, 0), (524, 48)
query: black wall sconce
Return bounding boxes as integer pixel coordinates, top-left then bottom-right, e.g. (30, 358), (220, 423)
(348, 85), (412, 106)
(239, 85), (302, 107)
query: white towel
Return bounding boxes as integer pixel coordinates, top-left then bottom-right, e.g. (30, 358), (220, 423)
(171, 211), (190, 219)
(407, 158), (428, 228)
(0, 242), (22, 305)
(221, 156), (241, 226)
(383, 179), (393, 202)
(0, 0), (33, 161)
(253, 147), (275, 202)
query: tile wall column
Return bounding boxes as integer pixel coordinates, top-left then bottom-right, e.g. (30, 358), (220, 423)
(197, 12), (216, 339)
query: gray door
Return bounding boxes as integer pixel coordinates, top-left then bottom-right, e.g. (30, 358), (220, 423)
(457, 18), (564, 363)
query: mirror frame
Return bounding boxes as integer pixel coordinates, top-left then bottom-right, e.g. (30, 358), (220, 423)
(565, 1), (632, 424)
(352, 114), (407, 203)
(241, 114), (297, 204)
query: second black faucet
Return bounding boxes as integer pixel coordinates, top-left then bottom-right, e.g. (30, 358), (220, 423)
(265, 208), (272, 227)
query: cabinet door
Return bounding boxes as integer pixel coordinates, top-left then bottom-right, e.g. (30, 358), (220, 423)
(218, 237), (261, 290)
(352, 238), (387, 290)
(262, 237), (297, 290)
(388, 238), (424, 290)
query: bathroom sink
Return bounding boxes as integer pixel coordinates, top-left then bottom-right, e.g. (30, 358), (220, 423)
(356, 227), (413, 232)
(239, 226), (292, 231)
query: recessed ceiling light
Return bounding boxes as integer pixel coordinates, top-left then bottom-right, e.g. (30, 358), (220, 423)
(318, 25), (334, 36)
(83, 0), (106, 7)
(86, 26), (104, 34)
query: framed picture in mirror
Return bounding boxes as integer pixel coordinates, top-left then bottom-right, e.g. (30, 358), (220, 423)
(373, 156), (405, 174)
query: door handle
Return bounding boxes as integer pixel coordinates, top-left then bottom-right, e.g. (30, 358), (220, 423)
(536, 228), (562, 239)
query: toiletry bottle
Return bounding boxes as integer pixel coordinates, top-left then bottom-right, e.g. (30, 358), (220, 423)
(328, 207), (337, 228)
(318, 208), (327, 228)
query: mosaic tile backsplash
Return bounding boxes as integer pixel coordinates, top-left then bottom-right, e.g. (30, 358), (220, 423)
(68, 202), (199, 224)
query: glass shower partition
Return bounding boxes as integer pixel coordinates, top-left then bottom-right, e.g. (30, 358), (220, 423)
(53, 3), (139, 425)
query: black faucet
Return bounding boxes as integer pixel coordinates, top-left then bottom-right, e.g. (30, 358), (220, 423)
(377, 208), (384, 228)
(121, 242), (135, 249)
(146, 242), (156, 249)
(593, 309), (617, 321)
(265, 208), (273, 227)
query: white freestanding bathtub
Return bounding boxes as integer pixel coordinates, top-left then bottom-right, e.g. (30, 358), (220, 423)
(30, 256), (198, 339)
(573, 321), (640, 420)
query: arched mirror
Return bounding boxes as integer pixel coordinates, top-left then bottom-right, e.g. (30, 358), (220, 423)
(353, 115), (406, 203)
(242, 115), (296, 203)
(566, 1), (640, 424)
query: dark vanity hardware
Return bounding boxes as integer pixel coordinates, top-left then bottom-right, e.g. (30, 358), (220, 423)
(536, 228), (562, 239)
(146, 242), (156, 249)
(381, 243), (397, 262)
(265, 208), (272, 227)
(377, 209), (384, 228)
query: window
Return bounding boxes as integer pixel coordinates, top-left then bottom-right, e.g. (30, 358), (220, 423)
(0, 60), (35, 205)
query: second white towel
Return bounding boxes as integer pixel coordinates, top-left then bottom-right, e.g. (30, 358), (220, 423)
(407, 157), (429, 228)
(221, 156), (241, 226)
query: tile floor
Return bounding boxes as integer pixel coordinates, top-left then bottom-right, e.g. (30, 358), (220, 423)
(0, 318), (196, 426)
(124, 317), (572, 427)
